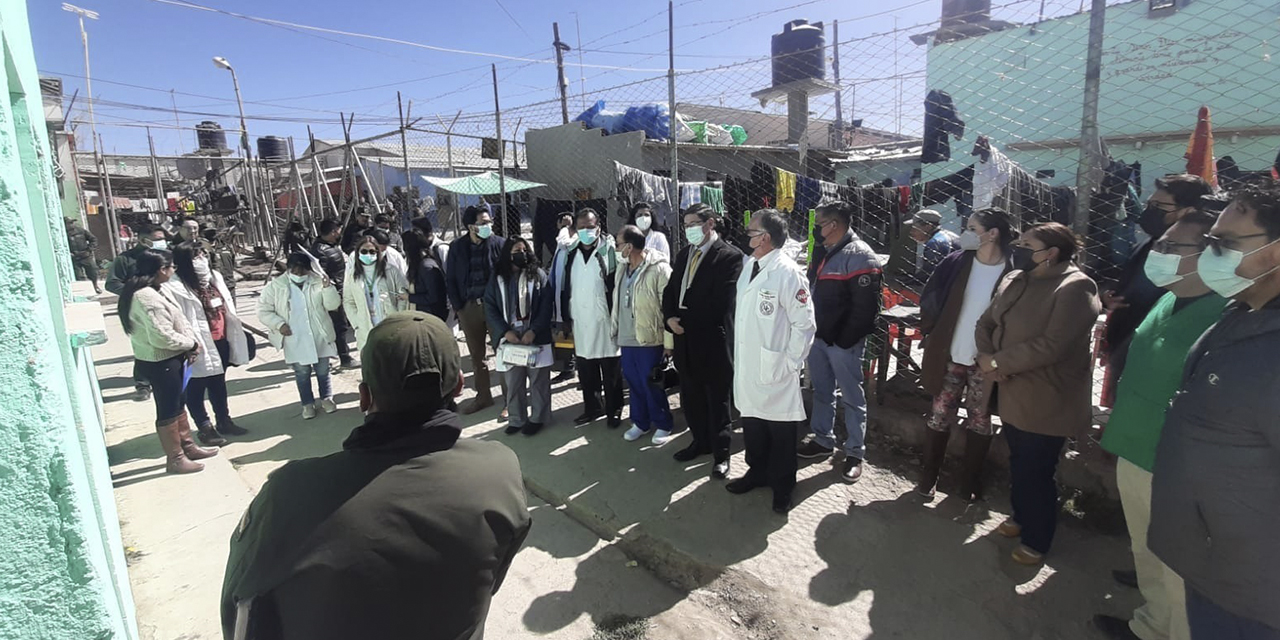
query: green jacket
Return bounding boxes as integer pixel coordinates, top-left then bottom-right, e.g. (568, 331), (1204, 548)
(1101, 292), (1228, 471)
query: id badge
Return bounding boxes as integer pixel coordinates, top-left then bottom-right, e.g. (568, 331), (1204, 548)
(209, 298), (224, 309)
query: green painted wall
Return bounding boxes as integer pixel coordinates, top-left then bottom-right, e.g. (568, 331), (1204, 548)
(921, 0), (1280, 222)
(0, 2), (137, 639)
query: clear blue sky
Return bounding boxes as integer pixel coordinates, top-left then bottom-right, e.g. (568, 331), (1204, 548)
(28, 0), (953, 157)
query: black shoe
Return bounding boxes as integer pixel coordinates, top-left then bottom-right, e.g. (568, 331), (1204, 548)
(1112, 569), (1139, 589)
(339, 356), (358, 370)
(842, 457), (864, 483)
(711, 461), (730, 480)
(673, 444), (704, 462)
(132, 386), (152, 403)
(197, 425), (229, 447)
(552, 370), (575, 383)
(574, 412), (603, 426)
(607, 414), (622, 428)
(1092, 615), (1141, 640)
(522, 422), (544, 436)
(216, 419), (249, 436)
(726, 478), (762, 494)
(504, 423), (522, 435)
(797, 439), (835, 460)
(772, 494), (793, 514)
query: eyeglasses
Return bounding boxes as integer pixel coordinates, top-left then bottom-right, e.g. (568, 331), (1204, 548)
(745, 229), (766, 237)
(816, 219), (839, 230)
(1148, 200), (1180, 212)
(1152, 239), (1204, 254)
(1204, 232), (1270, 256)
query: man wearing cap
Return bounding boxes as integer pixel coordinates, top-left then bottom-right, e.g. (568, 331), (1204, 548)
(340, 207), (373, 254)
(909, 209), (960, 286)
(220, 311), (531, 640)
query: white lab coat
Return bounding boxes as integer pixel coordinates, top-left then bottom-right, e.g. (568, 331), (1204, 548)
(342, 264), (409, 350)
(554, 239), (620, 360)
(733, 249), (816, 422)
(161, 272), (250, 378)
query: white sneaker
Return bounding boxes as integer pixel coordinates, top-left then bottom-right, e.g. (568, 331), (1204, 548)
(302, 404), (318, 420)
(651, 429), (674, 446)
(623, 426), (646, 442)
(320, 397), (338, 414)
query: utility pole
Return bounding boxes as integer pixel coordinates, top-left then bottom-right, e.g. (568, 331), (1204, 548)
(832, 20), (843, 143)
(1073, 0), (1107, 263)
(63, 3), (118, 257)
(492, 64), (509, 236)
(666, 0), (679, 232)
(212, 56), (262, 246)
(397, 91), (413, 220)
(146, 127), (166, 216)
(553, 22), (571, 125)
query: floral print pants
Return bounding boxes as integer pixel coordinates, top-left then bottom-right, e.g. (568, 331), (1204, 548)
(927, 361), (993, 436)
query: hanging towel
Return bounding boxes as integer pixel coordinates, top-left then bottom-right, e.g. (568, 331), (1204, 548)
(972, 143), (1012, 210)
(921, 90), (966, 164)
(796, 176), (822, 216)
(750, 162), (775, 210)
(701, 185), (724, 214)
(679, 183), (704, 210)
(776, 168), (796, 213)
(819, 180), (840, 205)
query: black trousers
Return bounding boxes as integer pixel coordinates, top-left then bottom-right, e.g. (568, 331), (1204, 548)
(1004, 422), (1066, 554)
(186, 338), (231, 426)
(679, 367), (733, 463)
(329, 308), (352, 358)
(72, 254), (99, 284)
(742, 417), (799, 499)
(577, 355), (622, 417)
(135, 355), (187, 422)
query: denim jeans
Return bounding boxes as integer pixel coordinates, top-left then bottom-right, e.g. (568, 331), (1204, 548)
(293, 359), (332, 406)
(807, 338), (868, 460)
(1004, 422), (1066, 554)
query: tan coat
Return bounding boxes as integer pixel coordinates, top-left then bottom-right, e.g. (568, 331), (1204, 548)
(127, 287), (198, 362)
(975, 261), (1101, 438)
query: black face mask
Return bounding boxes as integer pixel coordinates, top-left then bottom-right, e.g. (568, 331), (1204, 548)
(1011, 245), (1042, 272)
(511, 253), (530, 269)
(1139, 204), (1172, 238)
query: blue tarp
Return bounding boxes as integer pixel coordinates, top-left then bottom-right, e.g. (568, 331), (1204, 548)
(573, 100), (671, 140)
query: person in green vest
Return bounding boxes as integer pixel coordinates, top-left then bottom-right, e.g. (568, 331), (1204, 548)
(1094, 211), (1228, 640)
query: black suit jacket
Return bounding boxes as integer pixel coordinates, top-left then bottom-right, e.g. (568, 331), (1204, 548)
(662, 236), (744, 375)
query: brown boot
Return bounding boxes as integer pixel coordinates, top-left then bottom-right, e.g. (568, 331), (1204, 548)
(157, 417), (204, 474)
(958, 432), (994, 502)
(914, 427), (950, 498)
(177, 413), (219, 461)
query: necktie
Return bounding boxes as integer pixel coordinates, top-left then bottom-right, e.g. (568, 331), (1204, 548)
(750, 260), (761, 282)
(688, 248), (703, 277)
(679, 248), (703, 309)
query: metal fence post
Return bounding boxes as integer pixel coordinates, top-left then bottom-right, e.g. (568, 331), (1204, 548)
(1073, 0), (1107, 262)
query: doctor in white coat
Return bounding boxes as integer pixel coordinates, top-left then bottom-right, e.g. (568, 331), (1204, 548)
(726, 209), (816, 515)
(551, 208), (623, 427)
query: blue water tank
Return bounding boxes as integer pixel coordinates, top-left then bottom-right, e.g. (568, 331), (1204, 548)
(771, 20), (825, 87)
(195, 121), (227, 151)
(257, 136), (289, 164)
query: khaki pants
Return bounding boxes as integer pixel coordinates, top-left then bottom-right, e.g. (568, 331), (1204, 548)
(457, 300), (495, 403)
(1118, 457), (1190, 640)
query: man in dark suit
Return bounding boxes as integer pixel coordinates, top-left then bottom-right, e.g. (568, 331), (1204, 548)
(662, 202), (744, 479)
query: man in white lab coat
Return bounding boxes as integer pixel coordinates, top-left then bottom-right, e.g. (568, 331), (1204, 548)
(726, 209), (816, 514)
(551, 209), (624, 426)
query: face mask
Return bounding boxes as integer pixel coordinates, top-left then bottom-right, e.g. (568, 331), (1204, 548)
(511, 252), (530, 269)
(578, 228), (598, 245)
(358, 253), (377, 265)
(150, 239), (168, 251)
(957, 230), (983, 251)
(288, 273), (308, 284)
(685, 226), (705, 246)
(1140, 204), (1173, 239)
(636, 215), (652, 231)
(1143, 250), (1191, 288)
(1197, 239), (1280, 298)
(1011, 245), (1044, 272)
(475, 223), (492, 239)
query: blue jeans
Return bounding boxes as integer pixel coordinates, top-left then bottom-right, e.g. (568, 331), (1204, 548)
(1187, 587), (1280, 640)
(620, 346), (672, 432)
(292, 360), (332, 406)
(807, 338), (867, 460)
(1005, 422), (1066, 554)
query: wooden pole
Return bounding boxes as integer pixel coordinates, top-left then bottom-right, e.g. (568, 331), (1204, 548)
(492, 64), (509, 236)
(398, 91), (413, 220)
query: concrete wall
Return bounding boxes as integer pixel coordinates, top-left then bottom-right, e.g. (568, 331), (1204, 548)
(0, 2), (137, 638)
(525, 123), (645, 228)
(923, 0), (1280, 201)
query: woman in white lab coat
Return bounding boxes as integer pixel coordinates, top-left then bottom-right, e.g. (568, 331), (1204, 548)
(259, 253), (342, 419)
(728, 209), (816, 514)
(343, 236), (410, 350)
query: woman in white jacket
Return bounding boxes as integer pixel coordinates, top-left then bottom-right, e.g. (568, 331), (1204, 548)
(163, 243), (252, 445)
(259, 253), (343, 419)
(343, 236), (409, 350)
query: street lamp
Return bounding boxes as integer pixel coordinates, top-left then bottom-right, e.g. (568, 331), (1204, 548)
(212, 56), (263, 244)
(63, 3), (119, 257)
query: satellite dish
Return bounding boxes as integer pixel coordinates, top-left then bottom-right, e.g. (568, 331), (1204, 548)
(176, 156), (208, 180)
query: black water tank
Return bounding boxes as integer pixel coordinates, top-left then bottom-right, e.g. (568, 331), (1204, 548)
(196, 121), (227, 151)
(257, 136), (289, 164)
(771, 20), (825, 87)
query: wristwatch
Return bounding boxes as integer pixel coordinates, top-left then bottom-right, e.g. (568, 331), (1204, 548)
(989, 357), (999, 370)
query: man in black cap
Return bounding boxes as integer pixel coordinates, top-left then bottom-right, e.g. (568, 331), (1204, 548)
(220, 311), (531, 640)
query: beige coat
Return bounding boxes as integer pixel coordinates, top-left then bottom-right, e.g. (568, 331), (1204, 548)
(975, 261), (1102, 438)
(128, 286), (198, 362)
(162, 272), (250, 378)
(611, 250), (674, 349)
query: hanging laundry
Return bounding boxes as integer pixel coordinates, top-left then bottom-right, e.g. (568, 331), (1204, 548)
(921, 90), (966, 164)
(724, 176), (751, 221)
(819, 180), (840, 205)
(776, 168), (796, 213)
(616, 162), (676, 230)
(750, 162), (776, 211)
(795, 176), (822, 216)
(679, 183), (704, 210)
(972, 139), (1012, 210)
(701, 185), (724, 215)
(897, 186), (912, 214)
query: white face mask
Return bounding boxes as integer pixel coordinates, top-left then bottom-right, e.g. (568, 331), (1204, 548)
(475, 223), (493, 239)
(578, 228), (598, 245)
(192, 257), (212, 283)
(1143, 250), (1191, 288)
(636, 215), (652, 231)
(149, 239), (168, 251)
(288, 272), (308, 284)
(685, 226), (705, 246)
(1197, 238), (1280, 298)
(957, 230), (983, 251)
